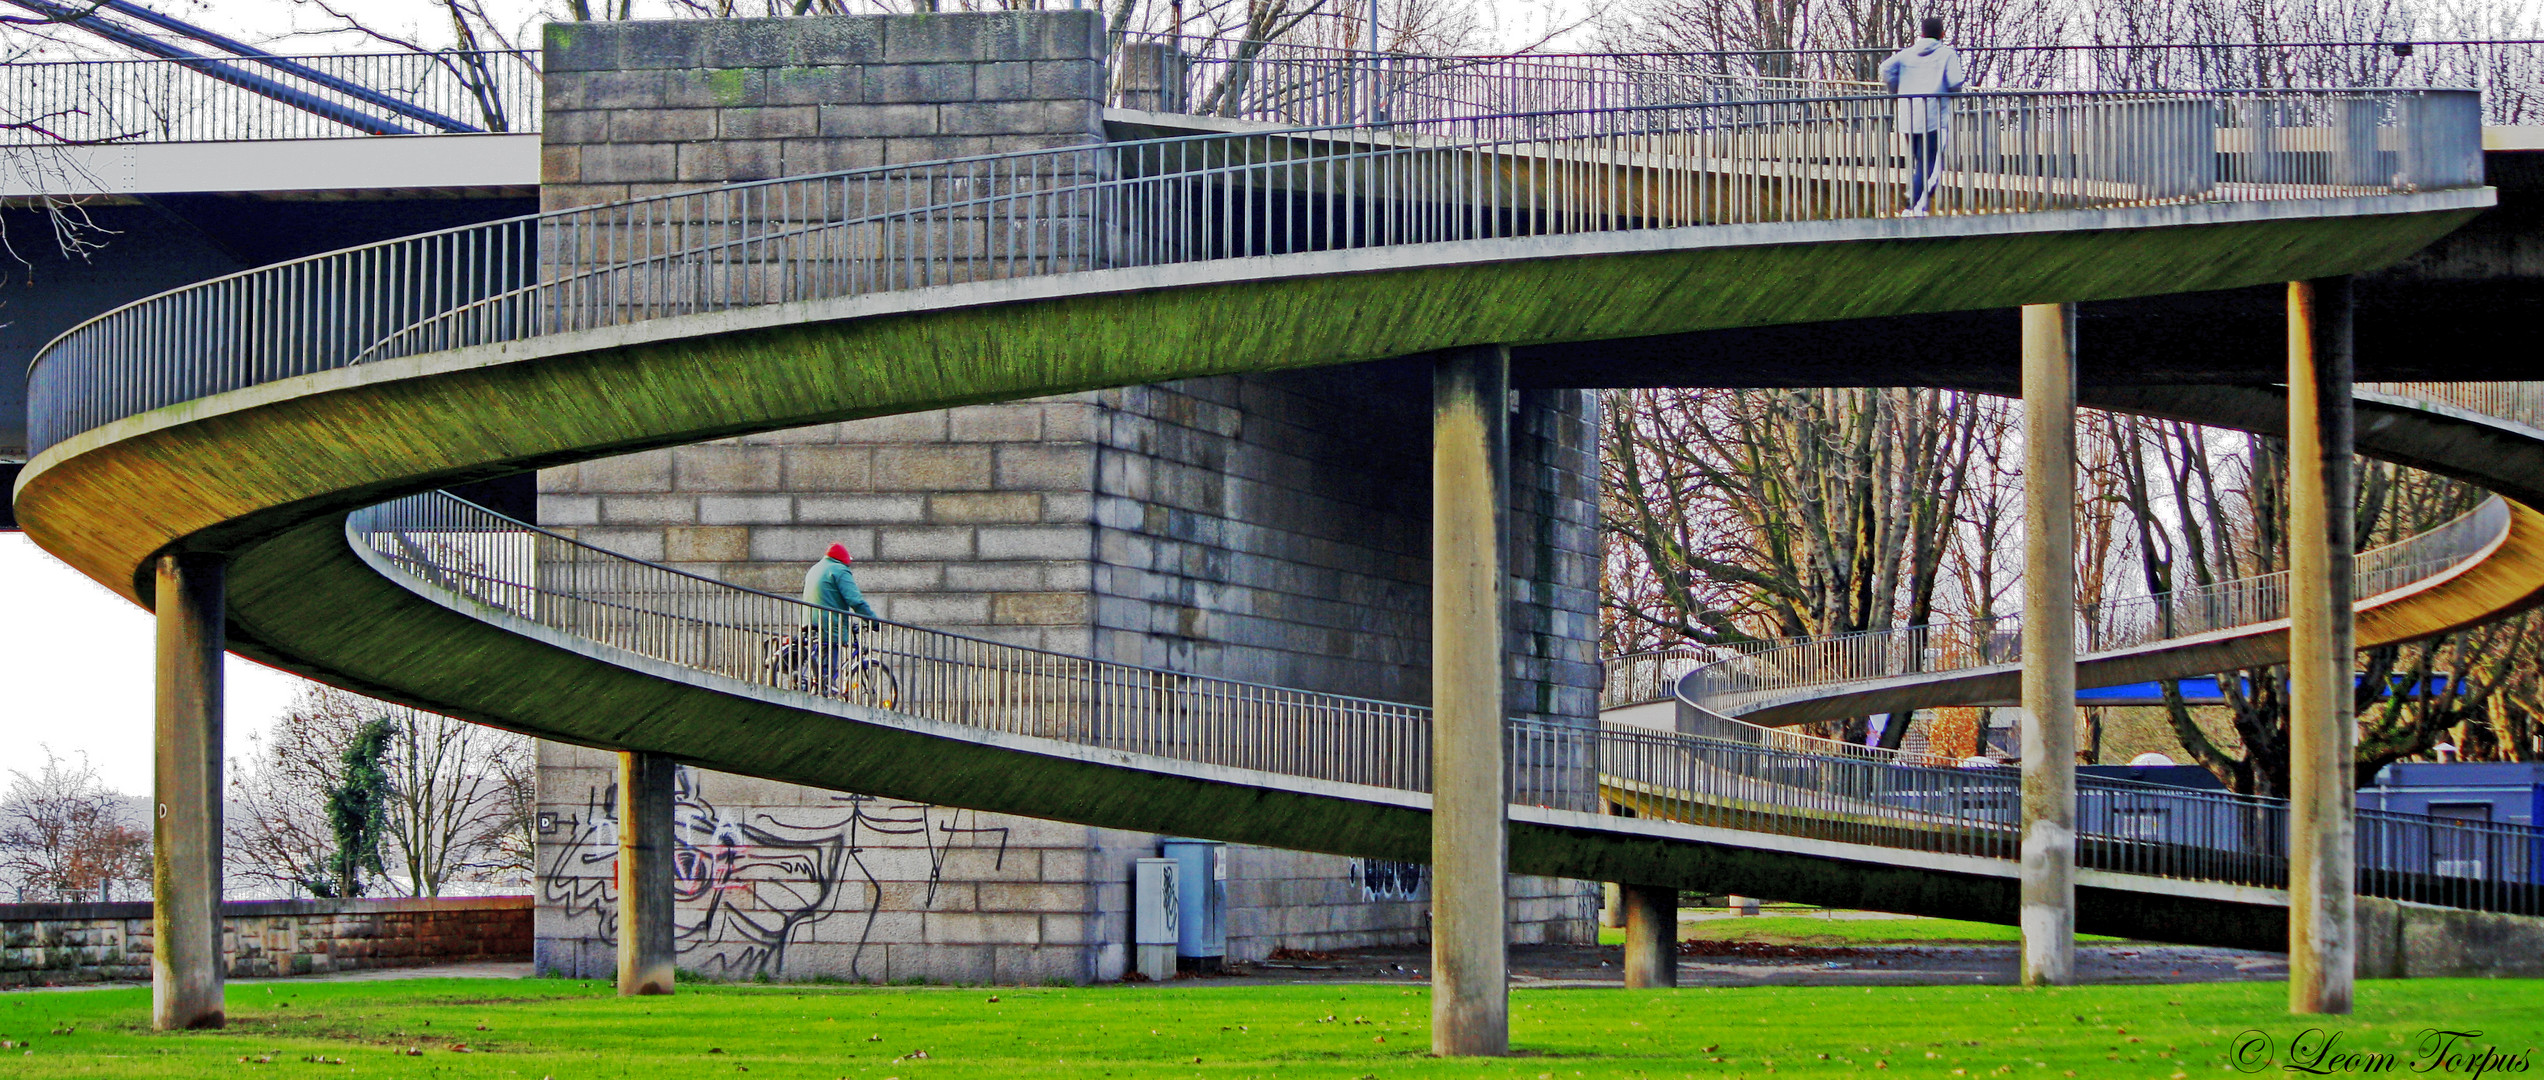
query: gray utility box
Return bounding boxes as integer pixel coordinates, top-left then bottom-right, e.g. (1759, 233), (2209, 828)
(1131, 857), (1179, 981)
(1161, 839), (1227, 971)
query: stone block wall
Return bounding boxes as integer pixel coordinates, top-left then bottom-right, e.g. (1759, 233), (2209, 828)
(534, 747), (1594, 983)
(0, 896), (530, 988)
(536, 399), (1104, 654)
(541, 11), (1107, 211)
(535, 744), (1107, 984)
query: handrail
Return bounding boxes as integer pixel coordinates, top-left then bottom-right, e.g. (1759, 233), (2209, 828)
(25, 86), (2484, 457)
(1656, 495), (2507, 720)
(4, 37), (2529, 151)
(1603, 384), (2542, 762)
(357, 489), (2542, 914)
(0, 49), (541, 145)
(1132, 36), (2544, 126)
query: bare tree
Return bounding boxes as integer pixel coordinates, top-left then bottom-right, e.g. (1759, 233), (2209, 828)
(380, 710), (535, 895)
(0, 748), (149, 903)
(1592, 0), (2067, 85)
(1601, 386), (2007, 744)
(2099, 410), (2541, 792)
(0, 5), (134, 271)
(229, 684), (534, 898)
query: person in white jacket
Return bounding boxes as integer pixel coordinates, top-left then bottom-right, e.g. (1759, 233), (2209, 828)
(1880, 17), (1967, 216)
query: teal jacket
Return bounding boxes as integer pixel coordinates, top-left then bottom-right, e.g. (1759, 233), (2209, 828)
(801, 557), (878, 622)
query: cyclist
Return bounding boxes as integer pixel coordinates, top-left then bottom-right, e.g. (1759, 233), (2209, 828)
(800, 543), (878, 689)
(802, 542), (878, 622)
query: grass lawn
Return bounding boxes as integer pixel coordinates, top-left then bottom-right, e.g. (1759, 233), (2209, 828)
(3, 977), (2536, 1079)
(1593, 916), (2122, 947)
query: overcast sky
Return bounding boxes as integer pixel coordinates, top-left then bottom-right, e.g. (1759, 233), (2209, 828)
(2, 535), (307, 794)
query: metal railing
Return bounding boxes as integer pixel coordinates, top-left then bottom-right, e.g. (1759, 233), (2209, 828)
(1134, 35), (1880, 127)
(26, 86), (2483, 456)
(1667, 496), (2508, 725)
(0, 49), (540, 144)
(2368, 381), (2544, 430)
(1603, 383), (2544, 758)
(358, 490), (2541, 913)
(1143, 39), (2544, 128)
(1968, 40), (2544, 124)
(350, 491), (1596, 808)
(1598, 718), (2539, 911)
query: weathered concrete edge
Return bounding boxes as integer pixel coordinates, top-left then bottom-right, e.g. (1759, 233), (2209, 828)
(2358, 896), (2544, 977)
(16, 189), (2492, 497)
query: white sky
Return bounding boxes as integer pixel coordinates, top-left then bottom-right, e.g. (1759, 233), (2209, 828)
(2, 535), (306, 794)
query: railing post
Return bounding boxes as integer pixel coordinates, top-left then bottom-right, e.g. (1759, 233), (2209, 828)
(2288, 276), (2357, 1015)
(2020, 302), (2078, 987)
(153, 552), (226, 1031)
(1431, 343), (1510, 1056)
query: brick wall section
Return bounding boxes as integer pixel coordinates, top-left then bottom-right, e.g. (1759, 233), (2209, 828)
(0, 897), (530, 988)
(540, 11), (1106, 211)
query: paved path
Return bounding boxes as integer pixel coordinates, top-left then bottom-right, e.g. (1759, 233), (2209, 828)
(10, 961), (534, 993)
(1209, 942), (2283, 989)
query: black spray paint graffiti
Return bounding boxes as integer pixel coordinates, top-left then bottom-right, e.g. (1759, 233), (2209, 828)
(1353, 859), (1425, 900)
(538, 766), (1009, 980)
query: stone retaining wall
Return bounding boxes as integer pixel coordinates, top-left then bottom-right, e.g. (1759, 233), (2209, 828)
(0, 896), (531, 988)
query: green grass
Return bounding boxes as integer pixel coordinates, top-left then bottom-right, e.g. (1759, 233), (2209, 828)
(3, 977), (2537, 1078)
(1594, 916), (2123, 946)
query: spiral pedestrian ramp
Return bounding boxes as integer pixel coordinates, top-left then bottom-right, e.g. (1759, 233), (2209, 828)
(15, 89), (2540, 949)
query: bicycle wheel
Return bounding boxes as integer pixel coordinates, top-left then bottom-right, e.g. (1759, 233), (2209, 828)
(842, 658), (900, 711)
(764, 637), (809, 692)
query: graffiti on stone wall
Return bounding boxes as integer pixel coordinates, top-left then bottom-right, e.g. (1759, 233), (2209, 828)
(1351, 859), (1425, 900)
(539, 767), (1009, 979)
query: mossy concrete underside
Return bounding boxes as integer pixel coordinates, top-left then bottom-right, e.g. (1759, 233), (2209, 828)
(6, 196), (2495, 953)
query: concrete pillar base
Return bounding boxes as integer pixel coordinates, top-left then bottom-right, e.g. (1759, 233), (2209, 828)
(2287, 276), (2358, 1015)
(2019, 302), (2079, 988)
(1621, 885), (1678, 989)
(1430, 344), (1510, 1057)
(153, 552), (226, 1031)
(617, 750), (677, 996)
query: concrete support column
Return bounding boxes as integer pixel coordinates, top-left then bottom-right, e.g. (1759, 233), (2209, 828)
(1431, 344), (1510, 1057)
(152, 552), (226, 1030)
(1620, 884), (1678, 989)
(2019, 302), (2078, 988)
(2287, 276), (2357, 1015)
(616, 750), (677, 996)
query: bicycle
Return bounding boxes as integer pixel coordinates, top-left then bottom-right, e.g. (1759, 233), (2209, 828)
(763, 621), (900, 710)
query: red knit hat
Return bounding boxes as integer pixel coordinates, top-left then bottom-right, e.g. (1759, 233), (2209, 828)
(827, 543), (853, 564)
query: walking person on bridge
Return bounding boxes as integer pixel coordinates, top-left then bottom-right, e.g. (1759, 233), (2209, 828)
(1881, 16), (1966, 217)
